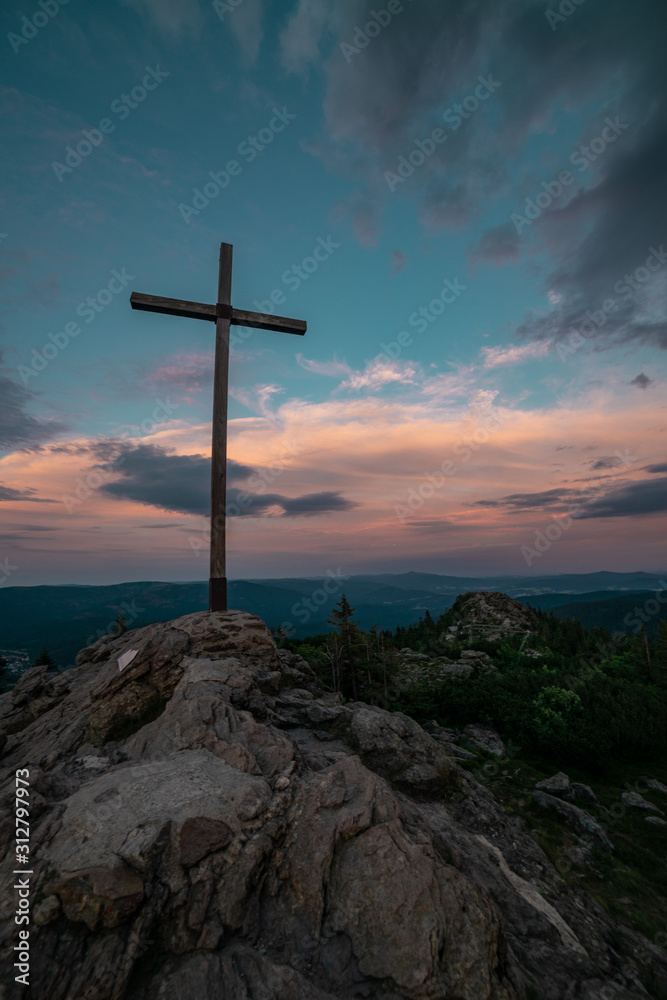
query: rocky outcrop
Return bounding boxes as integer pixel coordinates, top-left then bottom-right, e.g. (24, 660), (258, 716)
(397, 646), (499, 685)
(534, 772), (599, 807)
(448, 591), (540, 641)
(0, 610), (663, 1000)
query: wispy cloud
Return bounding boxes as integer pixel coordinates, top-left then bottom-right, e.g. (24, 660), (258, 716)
(481, 341), (552, 369)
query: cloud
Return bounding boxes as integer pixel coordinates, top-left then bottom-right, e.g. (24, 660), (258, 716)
(296, 355), (353, 378)
(0, 484), (56, 503)
(120, 0), (203, 36)
(230, 384), (285, 419)
(97, 442), (358, 518)
(280, 0), (332, 75)
(340, 359), (420, 392)
(297, 354), (420, 392)
(97, 443), (251, 517)
(469, 224), (521, 267)
(143, 352), (214, 393)
(473, 487), (582, 512)
(473, 471), (667, 523)
(644, 463), (667, 474)
(279, 0), (667, 353)
(0, 353), (68, 452)
(481, 341), (551, 369)
(630, 373), (653, 389)
(589, 456), (623, 470)
(575, 476), (667, 520)
(228, 0), (265, 66)
(237, 490), (359, 517)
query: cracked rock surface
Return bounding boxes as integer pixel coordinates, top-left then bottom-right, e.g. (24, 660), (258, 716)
(0, 611), (663, 1000)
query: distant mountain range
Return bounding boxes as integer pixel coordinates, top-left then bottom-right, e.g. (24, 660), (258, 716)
(1, 571), (665, 679)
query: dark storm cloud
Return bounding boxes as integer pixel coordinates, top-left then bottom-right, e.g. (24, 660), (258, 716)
(630, 373), (653, 389)
(475, 476), (667, 520)
(96, 443), (253, 516)
(590, 457), (622, 471)
(0, 351), (68, 451)
(98, 442), (358, 518)
(643, 463), (667, 474)
(282, 0), (667, 349)
(575, 477), (667, 520)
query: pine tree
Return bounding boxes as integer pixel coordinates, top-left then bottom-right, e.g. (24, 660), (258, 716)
(34, 648), (56, 670)
(327, 594), (363, 700)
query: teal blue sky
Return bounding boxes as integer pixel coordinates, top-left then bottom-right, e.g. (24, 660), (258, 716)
(1, 0), (666, 585)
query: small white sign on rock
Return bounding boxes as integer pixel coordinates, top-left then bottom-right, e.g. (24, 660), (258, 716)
(118, 649), (139, 673)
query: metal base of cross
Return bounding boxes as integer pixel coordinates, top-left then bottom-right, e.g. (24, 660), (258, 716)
(209, 577), (227, 612)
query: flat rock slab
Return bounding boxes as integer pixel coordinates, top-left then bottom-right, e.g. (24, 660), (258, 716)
(532, 790), (614, 851)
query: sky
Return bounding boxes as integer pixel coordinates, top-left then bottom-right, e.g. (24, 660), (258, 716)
(0, 0), (666, 587)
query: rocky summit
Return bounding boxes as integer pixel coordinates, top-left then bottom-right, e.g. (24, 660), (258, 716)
(447, 591), (540, 641)
(0, 611), (662, 999)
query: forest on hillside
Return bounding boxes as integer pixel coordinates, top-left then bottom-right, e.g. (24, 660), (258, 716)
(276, 594), (667, 776)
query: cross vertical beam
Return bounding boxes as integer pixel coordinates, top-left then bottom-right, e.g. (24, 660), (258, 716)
(210, 243), (233, 612)
(129, 241), (306, 616)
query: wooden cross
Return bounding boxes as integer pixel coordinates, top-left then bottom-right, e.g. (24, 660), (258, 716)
(130, 242), (307, 612)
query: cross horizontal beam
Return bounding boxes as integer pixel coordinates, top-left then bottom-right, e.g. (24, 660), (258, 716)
(130, 292), (306, 335)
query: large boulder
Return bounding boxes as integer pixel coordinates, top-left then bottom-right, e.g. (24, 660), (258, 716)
(0, 610), (661, 1000)
(535, 772), (571, 796)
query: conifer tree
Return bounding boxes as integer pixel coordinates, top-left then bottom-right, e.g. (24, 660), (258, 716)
(34, 648), (56, 670)
(327, 594), (363, 700)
